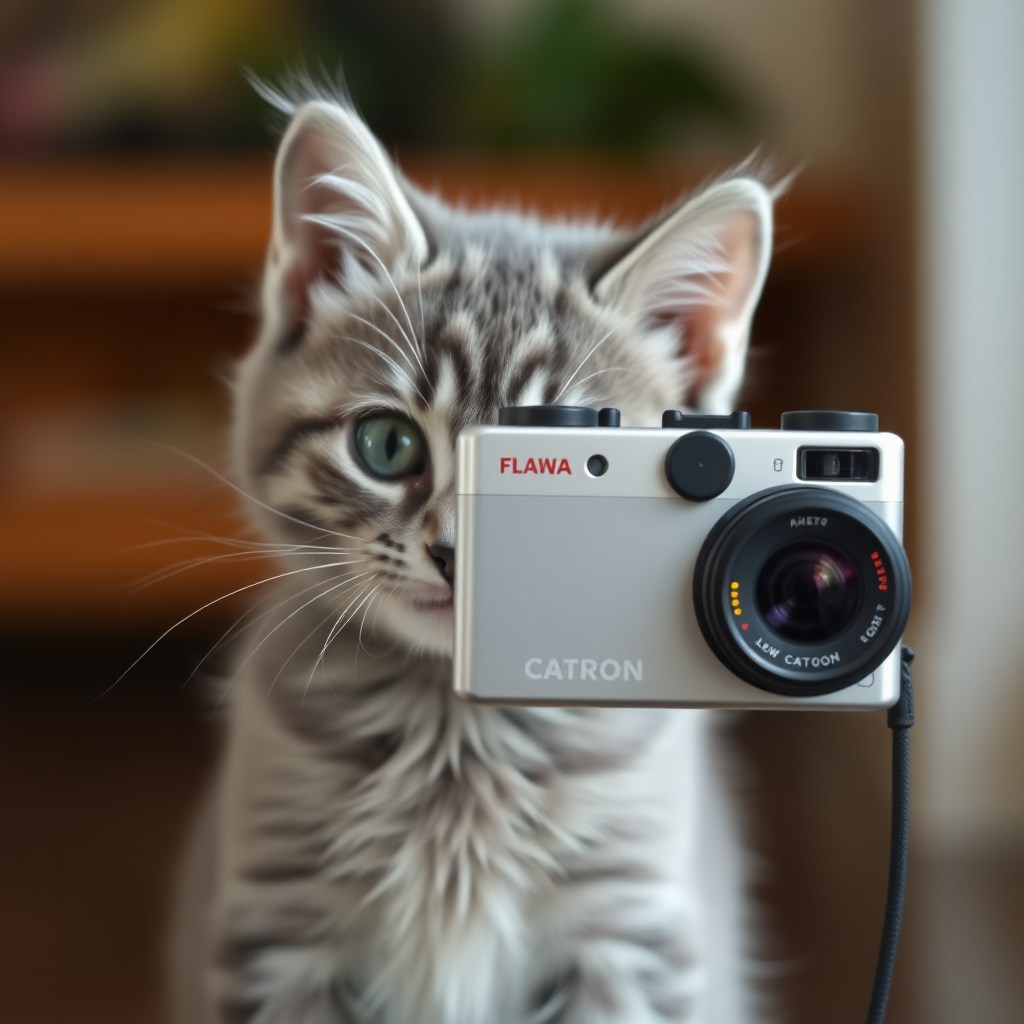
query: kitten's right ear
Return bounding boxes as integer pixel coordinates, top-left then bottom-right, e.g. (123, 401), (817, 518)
(593, 178), (773, 414)
(264, 101), (428, 335)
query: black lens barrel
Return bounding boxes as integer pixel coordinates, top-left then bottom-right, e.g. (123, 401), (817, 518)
(694, 487), (911, 696)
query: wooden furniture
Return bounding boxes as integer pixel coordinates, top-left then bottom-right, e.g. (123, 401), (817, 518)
(0, 156), (869, 625)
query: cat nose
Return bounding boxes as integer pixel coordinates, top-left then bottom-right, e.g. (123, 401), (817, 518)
(427, 543), (455, 586)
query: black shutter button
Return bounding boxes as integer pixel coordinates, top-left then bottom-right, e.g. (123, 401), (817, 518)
(665, 431), (735, 501)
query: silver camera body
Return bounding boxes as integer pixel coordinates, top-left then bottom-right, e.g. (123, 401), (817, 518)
(453, 408), (910, 710)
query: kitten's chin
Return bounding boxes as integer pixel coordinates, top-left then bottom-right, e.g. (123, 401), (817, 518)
(375, 593), (454, 656)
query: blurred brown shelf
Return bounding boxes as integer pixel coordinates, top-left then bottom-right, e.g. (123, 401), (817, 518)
(0, 155), (867, 289)
(0, 160), (273, 289)
(0, 155), (870, 625)
(0, 489), (269, 625)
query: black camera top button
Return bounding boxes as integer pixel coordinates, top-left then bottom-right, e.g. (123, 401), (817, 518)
(498, 405), (598, 427)
(662, 410), (751, 429)
(665, 431), (735, 501)
(598, 408), (621, 427)
(781, 411), (879, 432)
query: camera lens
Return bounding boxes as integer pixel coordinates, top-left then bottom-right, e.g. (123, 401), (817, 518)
(756, 541), (860, 643)
(693, 486), (911, 697)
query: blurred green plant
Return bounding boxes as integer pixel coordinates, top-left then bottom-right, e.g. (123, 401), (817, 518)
(452, 0), (750, 149)
(272, 0), (752, 150)
(0, 0), (753, 152)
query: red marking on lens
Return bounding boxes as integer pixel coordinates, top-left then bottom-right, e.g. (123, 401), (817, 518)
(871, 551), (879, 559)
(741, 623), (749, 630)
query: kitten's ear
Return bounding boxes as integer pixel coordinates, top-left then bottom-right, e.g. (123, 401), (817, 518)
(594, 179), (773, 413)
(265, 101), (428, 331)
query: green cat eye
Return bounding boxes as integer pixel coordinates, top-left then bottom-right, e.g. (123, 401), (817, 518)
(354, 414), (426, 479)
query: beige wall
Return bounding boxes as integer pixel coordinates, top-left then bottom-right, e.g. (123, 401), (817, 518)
(629, 0), (870, 169)
(461, 0), (873, 169)
(919, 0), (1024, 852)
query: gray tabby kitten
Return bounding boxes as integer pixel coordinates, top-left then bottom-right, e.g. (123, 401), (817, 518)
(169, 94), (775, 1024)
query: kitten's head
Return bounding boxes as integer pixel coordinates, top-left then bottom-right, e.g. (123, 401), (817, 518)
(235, 99), (774, 656)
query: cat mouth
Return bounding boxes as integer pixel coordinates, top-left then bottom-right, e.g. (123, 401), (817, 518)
(410, 591), (454, 613)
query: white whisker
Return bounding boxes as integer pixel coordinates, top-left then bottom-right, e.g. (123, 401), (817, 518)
(218, 569), (377, 707)
(367, 293), (428, 380)
(337, 395), (403, 418)
(357, 584), (389, 654)
(315, 579), (377, 668)
(303, 578), (383, 702)
(382, 273), (424, 370)
(230, 570), (377, 690)
(180, 597), (281, 693)
(346, 307), (425, 381)
(147, 444), (367, 542)
(304, 216), (423, 359)
(554, 326), (618, 402)
(561, 366), (643, 404)
(416, 264), (426, 349)
(261, 596), (351, 704)
(97, 559), (370, 700)
(128, 548), (363, 593)
(121, 529), (344, 557)
(339, 335), (427, 404)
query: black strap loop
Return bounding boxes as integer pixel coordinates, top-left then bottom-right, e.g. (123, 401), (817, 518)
(866, 644), (915, 1023)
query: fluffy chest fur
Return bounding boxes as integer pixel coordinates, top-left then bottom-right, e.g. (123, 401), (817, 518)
(215, 627), (711, 1024)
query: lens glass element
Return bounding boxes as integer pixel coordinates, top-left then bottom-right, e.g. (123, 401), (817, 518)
(755, 541), (860, 643)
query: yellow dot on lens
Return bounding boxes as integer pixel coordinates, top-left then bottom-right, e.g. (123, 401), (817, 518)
(731, 582), (739, 589)
(734, 608), (742, 616)
(731, 599), (739, 607)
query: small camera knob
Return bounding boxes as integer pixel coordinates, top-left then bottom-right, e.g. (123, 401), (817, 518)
(781, 411), (878, 432)
(498, 405), (598, 427)
(665, 431), (735, 501)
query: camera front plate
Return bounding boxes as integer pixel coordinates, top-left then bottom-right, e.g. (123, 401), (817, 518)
(453, 426), (904, 710)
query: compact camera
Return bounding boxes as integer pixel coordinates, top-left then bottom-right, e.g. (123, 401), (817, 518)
(453, 407), (911, 709)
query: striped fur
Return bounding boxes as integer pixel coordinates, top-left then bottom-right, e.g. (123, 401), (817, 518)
(169, 96), (775, 1024)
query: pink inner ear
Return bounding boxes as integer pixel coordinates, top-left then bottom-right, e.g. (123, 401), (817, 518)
(280, 220), (338, 327)
(662, 212), (762, 409)
(274, 123), (357, 330)
(649, 270), (734, 408)
(264, 104), (429, 346)
(679, 303), (727, 408)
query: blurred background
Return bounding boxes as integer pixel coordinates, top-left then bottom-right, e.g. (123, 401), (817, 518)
(1, 1), (1022, 1022)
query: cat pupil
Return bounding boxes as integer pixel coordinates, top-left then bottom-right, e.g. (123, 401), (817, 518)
(385, 427), (399, 461)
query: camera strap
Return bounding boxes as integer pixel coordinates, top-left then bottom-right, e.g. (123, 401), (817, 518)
(864, 644), (915, 1023)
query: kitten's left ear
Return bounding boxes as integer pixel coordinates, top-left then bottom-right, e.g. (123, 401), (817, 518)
(265, 101), (429, 333)
(594, 178), (773, 414)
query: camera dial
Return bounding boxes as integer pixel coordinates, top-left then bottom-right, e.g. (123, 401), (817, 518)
(499, 405), (598, 427)
(498, 405), (622, 428)
(694, 487), (911, 696)
(781, 410), (879, 432)
(665, 431), (735, 501)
